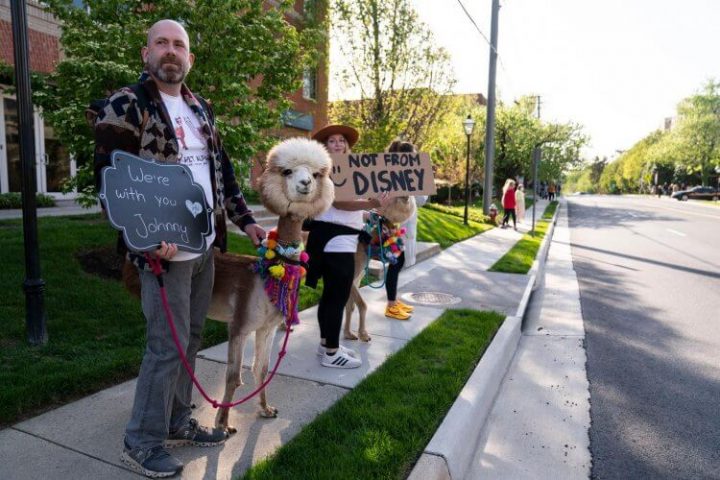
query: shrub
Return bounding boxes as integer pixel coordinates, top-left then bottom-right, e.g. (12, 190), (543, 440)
(0, 193), (55, 209)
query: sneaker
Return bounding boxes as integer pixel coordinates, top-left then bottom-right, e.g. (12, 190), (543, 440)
(320, 350), (361, 369)
(317, 343), (358, 358)
(385, 305), (411, 320)
(165, 419), (227, 448)
(395, 300), (414, 312)
(121, 441), (183, 478)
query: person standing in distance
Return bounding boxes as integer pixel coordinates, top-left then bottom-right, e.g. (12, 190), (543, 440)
(93, 19), (265, 478)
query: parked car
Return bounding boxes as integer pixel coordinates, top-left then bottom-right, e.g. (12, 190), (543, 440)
(671, 186), (719, 201)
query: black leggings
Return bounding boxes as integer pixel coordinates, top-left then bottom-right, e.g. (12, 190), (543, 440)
(502, 208), (516, 227)
(385, 251), (405, 301)
(317, 252), (355, 349)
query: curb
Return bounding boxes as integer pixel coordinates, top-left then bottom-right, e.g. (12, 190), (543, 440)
(407, 201), (561, 480)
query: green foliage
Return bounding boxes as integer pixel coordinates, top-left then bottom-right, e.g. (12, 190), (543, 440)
(424, 95), (586, 202)
(589, 79), (720, 194)
(329, 0), (456, 151)
(0, 193), (56, 209)
(242, 308), (505, 480)
(36, 0), (326, 206)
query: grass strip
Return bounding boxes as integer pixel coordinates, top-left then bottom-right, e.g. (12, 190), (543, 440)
(542, 200), (559, 219)
(417, 206), (492, 248)
(489, 201), (558, 274)
(241, 309), (505, 480)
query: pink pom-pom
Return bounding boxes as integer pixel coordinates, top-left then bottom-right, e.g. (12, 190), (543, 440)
(300, 251), (310, 263)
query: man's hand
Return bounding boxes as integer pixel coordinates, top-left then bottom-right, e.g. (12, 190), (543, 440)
(154, 241), (178, 260)
(243, 223), (266, 247)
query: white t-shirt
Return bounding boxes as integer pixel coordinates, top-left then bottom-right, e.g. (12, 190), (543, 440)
(159, 91), (216, 261)
(314, 206), (364, 253)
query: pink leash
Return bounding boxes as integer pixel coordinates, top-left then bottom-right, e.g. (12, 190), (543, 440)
(145, 254), (291, 409)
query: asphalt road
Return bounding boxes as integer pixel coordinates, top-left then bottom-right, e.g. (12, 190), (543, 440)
(566, 195), (720, 480)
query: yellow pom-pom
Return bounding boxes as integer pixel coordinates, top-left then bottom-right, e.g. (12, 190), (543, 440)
(267, 239), (277, 249)
(265, 250), (276, 260)
(269, 265), (285, 279)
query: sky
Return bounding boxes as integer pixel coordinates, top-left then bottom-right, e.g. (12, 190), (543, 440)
(330, 0), (720, 161)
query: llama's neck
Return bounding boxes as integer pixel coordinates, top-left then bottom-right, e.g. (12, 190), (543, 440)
(275, 216), (304, 245)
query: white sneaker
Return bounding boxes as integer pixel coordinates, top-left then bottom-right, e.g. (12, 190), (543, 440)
(320, 350), (361, 369)
(317, 344), (358, 358)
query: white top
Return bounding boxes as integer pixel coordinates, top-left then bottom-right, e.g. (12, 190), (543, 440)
(159, 91), (216, 261)
(314, 205), (364, 252)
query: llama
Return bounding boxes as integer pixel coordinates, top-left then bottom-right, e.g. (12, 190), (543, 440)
(343, 196), (416, 342)
(123, 137), (334, 432)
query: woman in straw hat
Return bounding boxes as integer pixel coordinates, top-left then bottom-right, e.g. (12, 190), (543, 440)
(306, 124), (389, 369)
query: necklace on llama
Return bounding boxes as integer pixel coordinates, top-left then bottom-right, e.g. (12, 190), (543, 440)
(253, 229), (309, 326)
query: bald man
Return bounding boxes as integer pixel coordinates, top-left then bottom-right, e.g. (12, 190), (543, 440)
(93, 20), (265, 478)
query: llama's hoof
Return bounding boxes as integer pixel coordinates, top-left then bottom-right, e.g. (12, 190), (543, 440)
(260, 406), (279, 418)
(358, 331), (371, 342)
(224, 425), (237, 435)
(344, 331), (359, 341)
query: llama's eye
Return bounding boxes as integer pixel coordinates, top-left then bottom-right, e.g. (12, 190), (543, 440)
(312, 172), (319, 179)
(282, 169), (293, 177)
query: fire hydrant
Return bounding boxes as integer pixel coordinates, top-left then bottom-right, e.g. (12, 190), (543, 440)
(489, 203), (498, 224)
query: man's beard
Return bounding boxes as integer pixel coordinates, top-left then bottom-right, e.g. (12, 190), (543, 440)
(146, 55), (189, 84)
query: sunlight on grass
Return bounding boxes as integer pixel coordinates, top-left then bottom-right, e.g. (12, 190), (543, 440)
(242, 309), (505, 480)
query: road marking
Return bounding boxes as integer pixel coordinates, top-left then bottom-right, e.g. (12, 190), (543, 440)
(666, 228), (686, 237)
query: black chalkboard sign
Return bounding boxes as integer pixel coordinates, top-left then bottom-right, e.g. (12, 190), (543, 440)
(99, 150), (214, 253)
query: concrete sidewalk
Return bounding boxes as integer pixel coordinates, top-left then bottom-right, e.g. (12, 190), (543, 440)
(0, 200), (550, 480)
(465, 199), (592, 479)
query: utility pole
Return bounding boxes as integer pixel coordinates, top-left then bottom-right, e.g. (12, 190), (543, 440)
(482, 0), (500, 215)
(10, 0), (47, 345)
(531, 95), (541, 237)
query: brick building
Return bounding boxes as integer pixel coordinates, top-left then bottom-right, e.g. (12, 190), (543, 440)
(0, 0), (328, 198)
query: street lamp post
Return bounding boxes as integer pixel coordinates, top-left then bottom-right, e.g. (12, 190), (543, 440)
(462, 115), (476, 225)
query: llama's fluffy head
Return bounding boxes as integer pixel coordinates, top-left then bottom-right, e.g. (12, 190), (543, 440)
(379, 195), (416, 225)
(258, 138), (334, 219)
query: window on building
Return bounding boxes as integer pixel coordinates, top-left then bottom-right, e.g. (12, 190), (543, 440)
(303, 68), (317, 101)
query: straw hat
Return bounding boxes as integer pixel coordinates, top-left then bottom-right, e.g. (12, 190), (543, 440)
(311, 124), (359, 148)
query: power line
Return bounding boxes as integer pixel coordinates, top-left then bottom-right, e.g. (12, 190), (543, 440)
(455, 0), (513, 90)
(455, 0), (495, 55)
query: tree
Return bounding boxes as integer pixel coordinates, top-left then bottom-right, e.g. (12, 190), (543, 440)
(492, 97), (586, 194)
(422, 95), (486, 195)
(673, 80), (720, 186)
(329, 0), (455, 151)
(36, 0), (324, 206)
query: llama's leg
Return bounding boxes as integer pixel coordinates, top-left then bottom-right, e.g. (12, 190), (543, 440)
(355, 285), (370, 342)
(343, 296), (358, 340)
(215, 332), (248, 433)
(253, 323), (279, 418)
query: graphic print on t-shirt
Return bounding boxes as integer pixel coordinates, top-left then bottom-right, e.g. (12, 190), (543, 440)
(175, 117), (188, 149)
(174, 115), (205, 152)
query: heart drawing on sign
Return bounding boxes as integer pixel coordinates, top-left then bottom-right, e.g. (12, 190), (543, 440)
(185, 200), (203, 218)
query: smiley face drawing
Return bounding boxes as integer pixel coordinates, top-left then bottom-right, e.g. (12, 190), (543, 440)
(331, 165), (347, 187)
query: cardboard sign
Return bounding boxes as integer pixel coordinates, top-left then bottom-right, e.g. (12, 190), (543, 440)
(98, 150), (214, 253)
(330, 152), (436, 201)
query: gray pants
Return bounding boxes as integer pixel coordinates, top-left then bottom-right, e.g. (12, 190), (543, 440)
(125, 249), (214, 450)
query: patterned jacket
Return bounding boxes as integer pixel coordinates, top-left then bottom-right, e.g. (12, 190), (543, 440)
(93, 76), (255, 254)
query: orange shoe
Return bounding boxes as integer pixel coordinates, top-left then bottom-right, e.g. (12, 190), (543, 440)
(395, 300), (414, 312)
(385, 305), (411, 320)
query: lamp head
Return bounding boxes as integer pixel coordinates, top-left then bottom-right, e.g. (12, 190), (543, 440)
(462, 114), (476, 136)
